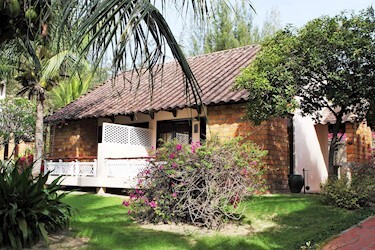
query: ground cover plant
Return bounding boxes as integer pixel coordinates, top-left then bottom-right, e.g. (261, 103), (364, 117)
(63, 193), (374, 249)
(0, 161), (73, 248)
(124, 138), (268, 228)
(321, 161), (375, 209)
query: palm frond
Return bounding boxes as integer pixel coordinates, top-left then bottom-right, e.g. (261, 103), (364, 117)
(62, 0), (210, 106)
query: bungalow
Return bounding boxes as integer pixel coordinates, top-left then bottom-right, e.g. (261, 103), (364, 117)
(44, 45), (373, 193)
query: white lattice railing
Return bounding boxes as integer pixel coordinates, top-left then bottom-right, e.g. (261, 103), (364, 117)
(105, 159), (150, 179)
(102, 122), (152, 147)
(45, 159), (97, 177)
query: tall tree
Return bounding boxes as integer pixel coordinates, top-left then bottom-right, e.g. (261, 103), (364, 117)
(235, 8), (375, 175)
(261, 7), (282, 39)
(0, 0), (92, 173)
(203, 1), (241, 53)
(189, 1), (281, 55)
(47, 61), (109, 110)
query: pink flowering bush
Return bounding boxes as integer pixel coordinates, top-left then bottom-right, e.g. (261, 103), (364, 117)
(124, 137), (267, 228)
(17, 153), (33, 173)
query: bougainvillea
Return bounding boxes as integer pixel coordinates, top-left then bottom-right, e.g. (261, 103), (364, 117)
(17, 153), (34, 173)
(124, 137), (268, 228)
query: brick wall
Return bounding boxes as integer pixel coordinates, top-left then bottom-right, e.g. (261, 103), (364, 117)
(346, 121), (373, 164)
(207, 103), (290, 193)
(49, 119), (98, 160)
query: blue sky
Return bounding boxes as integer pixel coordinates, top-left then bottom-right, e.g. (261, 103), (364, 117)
(162, 0), (374, 55)
(251, 0), (374, 27)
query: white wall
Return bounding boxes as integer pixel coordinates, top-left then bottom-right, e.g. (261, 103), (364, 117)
(294, 114), (329, 192)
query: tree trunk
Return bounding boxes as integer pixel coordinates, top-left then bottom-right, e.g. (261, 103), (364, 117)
(3, 143), (9, 160)
(328, 115), (343, 177)
(33, 98), (44, 176)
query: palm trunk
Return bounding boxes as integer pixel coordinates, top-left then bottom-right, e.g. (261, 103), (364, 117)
(33, 98), (44, 176)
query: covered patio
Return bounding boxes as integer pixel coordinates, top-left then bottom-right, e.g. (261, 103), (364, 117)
(45, 122), (153, 191)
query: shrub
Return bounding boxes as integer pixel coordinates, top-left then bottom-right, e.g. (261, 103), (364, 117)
(0, 160), (73, 249)
(321, 162), (375, 209)
(17, 152), (34, 173)
(124, 137), (268, 228)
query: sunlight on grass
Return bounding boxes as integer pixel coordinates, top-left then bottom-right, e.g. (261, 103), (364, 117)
(63, 193), (373, 250)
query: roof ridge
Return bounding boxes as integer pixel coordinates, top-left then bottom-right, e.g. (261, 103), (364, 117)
(187, 44), (260, 60)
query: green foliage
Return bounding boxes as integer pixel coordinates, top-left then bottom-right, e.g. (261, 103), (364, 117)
(203, 1), (245, 53)
(235, 29), (298, 124)
(0, 97), (35, 147)
(48, 64), (110, 109)
(0, 161), (73, 248)
(321, 177), (364, 209)
(261, 8), (282, 39)
(236, 8), (375, 173)
(0, 0), (51, 44)
(189, 1), (281, 55)
(236, 8), (375, 124)
(125, 138), (268, 228)
(321, 163), (375, 209)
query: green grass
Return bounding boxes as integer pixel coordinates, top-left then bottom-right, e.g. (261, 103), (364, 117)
(63, 194), (373, 250)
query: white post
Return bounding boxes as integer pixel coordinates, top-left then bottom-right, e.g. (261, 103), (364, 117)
(93, 159), (97, 177)
(58, 159), (63, 176)
(105, 159), (109, 177)
(75, 159), (79, 176)
(48, 160), (53, 173)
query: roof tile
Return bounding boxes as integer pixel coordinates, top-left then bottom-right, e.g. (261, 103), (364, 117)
(45, 45), (260, 122)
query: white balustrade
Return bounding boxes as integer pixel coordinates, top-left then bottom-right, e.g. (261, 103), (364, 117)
(45, 159), (97, 177)
(105, 159), (150, 179)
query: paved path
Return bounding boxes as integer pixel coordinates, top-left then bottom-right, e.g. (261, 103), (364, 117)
(322, 216), (375, 250)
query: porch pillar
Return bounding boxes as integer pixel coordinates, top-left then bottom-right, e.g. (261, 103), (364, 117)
(96, 187), (106, 194)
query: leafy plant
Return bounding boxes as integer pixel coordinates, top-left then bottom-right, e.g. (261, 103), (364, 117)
(235, 8), (375, 175)
(321, 162), (375, 209)
(0, 160), (73, 248)
(124, 137), (267, 229)
(0, 97), (35, 149)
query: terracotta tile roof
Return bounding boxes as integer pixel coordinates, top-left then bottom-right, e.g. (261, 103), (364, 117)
(318, 107), (357, 124)
(45, 45), (260, 122)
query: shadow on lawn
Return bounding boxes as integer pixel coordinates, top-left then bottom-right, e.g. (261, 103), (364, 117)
(64, 194), (373, 250)
(64, 194), (192, 250)
(193, 195), (373, 250)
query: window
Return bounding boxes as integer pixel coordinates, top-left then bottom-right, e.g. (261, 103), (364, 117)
(157, 120), (191, 147)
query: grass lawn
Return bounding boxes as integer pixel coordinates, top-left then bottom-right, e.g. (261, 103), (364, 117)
(63, 194), (373, 250)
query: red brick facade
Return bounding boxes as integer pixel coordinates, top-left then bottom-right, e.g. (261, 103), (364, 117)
(346, 121), (373, 165)
(49, 119), (98, 160)
(207, 103), (290, 193)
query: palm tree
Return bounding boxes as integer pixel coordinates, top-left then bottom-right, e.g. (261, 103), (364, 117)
(1, 0), (253, 173)
(49, 69), (92, 109)
(0, 0), (85, 173)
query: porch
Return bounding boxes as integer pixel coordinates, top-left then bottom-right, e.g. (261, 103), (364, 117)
(45, 123), (153, 189)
